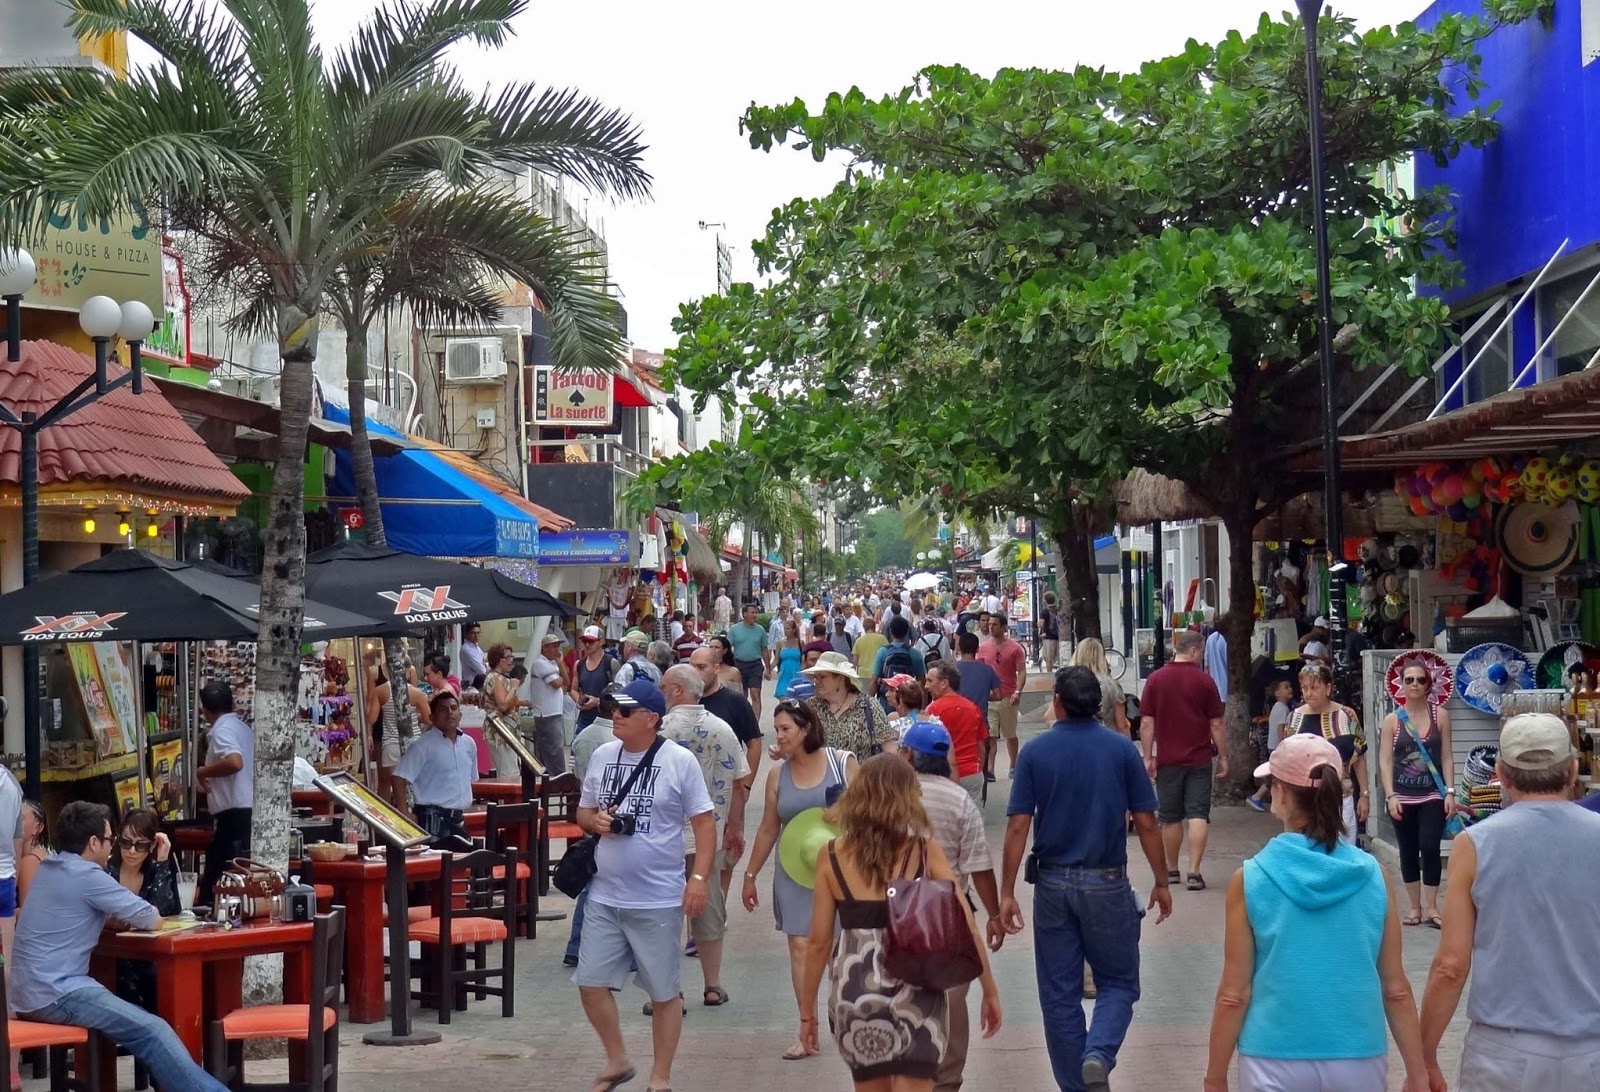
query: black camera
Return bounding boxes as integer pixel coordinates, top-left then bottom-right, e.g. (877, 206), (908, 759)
(608, 811), (637, 836)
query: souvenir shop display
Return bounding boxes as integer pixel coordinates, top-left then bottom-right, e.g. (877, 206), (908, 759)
(1457, 745), (1504, 827)
(1384, 650), (1453, 707)
(1536, 640), (1600, 689)
(1453, 642), (1534, 715)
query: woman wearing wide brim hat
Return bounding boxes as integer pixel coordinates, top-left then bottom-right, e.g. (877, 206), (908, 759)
(802, 651), (898, 762)
(740, 699), (857, 1061)
(1379, 657), (1456, 928)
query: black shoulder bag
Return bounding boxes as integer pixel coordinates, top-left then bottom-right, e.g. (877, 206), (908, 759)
(552, 736), (665, 898)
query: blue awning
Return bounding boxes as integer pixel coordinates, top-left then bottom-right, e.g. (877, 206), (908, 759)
(322, 406), (541, 559)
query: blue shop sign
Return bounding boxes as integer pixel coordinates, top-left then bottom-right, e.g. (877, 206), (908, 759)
(495, 517), (539, 559)
(539, 530), (631, 565)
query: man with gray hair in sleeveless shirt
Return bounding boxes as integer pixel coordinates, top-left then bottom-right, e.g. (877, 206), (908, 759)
(1419, 713), (1600, 1088)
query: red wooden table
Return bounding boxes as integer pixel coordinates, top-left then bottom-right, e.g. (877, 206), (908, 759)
(305, 852), (444, 1024)
(90, 919), (313, 1090)
(471, 779), (524, 803)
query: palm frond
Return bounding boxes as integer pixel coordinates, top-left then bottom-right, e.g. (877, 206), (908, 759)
(68, 0), (249, 111)
(328, 0), (524, 104)
(480, 83), (652, 200)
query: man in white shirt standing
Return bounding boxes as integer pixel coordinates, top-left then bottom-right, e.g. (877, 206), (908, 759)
(530, 631), (569, 775)
(575, 680), (714, 1092)
(460, 622), (488, 688)
(392, 690), (478, 841)
(712, 587), (734, 633)
(195, 679), (254, 907)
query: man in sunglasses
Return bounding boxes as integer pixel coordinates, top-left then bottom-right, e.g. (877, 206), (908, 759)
(12, 802), (228, 1092)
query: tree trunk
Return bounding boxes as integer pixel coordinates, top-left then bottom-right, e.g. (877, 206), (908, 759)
(1219, 505), (1258, 799)
(248, 302), (319, 1005)
(1047, 501), (1102, 643)
(740, 523), (754, 603)
(345, 320), (421, 747)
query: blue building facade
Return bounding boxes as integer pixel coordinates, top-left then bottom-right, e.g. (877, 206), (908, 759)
(1414, 0), (1600, 408)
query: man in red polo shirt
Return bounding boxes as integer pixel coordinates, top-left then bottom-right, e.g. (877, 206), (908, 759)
(1138, 630), (1227, 891)
(925, 662), (986, 803)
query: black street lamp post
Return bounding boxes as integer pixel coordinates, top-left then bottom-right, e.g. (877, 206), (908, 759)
(1295, 0), (1350, 673)
(0, 248), (154, 795)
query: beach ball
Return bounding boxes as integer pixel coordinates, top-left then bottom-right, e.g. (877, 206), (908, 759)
(1577, 460), (1600, 504)
(1548, 466), (1576, 503)
(1524, 457), (1552, 495)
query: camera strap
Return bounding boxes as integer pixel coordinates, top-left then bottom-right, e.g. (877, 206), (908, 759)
(606, 736), (665, 813)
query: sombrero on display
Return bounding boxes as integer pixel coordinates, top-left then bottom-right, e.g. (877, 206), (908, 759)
(1385, 650), (1453, 708)
(1495, 502), (1579, 576)
(778, 807), (840, 890)
(1535, 640), (1600, 689)
(1454, 642), (1534, 714)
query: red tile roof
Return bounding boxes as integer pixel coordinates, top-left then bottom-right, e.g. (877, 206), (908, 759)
(0, 341), (249, 504)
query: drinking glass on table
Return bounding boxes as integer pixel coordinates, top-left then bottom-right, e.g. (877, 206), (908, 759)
(176, 871), (198, 911)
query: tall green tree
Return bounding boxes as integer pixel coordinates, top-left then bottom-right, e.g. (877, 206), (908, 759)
(666, 1), (1548, 782)
(0, 0), (649, 881)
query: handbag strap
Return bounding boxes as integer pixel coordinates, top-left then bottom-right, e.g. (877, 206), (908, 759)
(608, 736), (665, 809)
(1395, 706), (1451, 799)
(824, 747), (847, 790)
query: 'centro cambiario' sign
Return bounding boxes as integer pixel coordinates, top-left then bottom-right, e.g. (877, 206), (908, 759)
(533, 366), (614, 425)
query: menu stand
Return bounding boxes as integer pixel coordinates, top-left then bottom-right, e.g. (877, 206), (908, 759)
(311, 772), (441, 1047)
(488, 718), (566, 924)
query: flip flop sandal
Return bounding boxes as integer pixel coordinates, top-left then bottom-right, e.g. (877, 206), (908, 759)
(1186, 873), (1206, 891)
(1401, 912), (1423, 926)
(1426, 914), (1443, 929)
(703, 985), (729, 1006)
(591, 1068), (635, 1092)
(781, 1046), (815, 1061)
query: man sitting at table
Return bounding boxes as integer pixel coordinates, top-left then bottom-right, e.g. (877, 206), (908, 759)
(392, 689), (478, 841)
(11, 801), (228, 1092)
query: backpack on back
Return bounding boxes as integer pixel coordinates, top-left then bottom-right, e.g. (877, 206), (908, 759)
(916, 632), (943, 664)
(878, 643), (919, 698)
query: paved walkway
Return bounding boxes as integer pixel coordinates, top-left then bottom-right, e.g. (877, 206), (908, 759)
(306, 690), (1467, 1092)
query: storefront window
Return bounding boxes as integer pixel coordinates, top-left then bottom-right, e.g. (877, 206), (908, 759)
(1537, 265), (1600, 378)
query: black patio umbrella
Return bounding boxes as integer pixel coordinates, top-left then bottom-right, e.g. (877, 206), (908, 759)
(301, 542), (575, 632)
(0, 549), (380, 645)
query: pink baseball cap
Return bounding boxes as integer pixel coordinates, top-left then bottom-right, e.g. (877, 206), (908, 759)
(1254, 733), (1342, 787)
(884, 673), (918, 692)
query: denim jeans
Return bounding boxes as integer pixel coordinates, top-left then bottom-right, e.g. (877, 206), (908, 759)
(565, 886), (589, 961)
(30, 984), (229, 1092)
(1032, 868), (1143, 1091)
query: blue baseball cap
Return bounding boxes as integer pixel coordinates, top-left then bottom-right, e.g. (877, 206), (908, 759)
(612, 679), (666, 718)
(901, 719), (952, 756)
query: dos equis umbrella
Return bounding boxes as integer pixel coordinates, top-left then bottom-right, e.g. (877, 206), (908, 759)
(0, 549), (380, 644)
(302, 542), (575, 632)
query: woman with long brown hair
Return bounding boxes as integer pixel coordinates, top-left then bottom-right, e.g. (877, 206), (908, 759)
(800, 754), (1000, 1089)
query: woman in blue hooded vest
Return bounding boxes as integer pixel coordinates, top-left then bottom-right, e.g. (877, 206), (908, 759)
(1203, 733), (1429, 1092)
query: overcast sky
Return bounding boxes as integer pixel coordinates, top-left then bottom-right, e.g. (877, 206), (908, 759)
(297, 1), (1418, 351)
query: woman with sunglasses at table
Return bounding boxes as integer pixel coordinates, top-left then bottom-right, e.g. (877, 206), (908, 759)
(1379, 665), (1455, 928)
(107, 809), (180, 1016)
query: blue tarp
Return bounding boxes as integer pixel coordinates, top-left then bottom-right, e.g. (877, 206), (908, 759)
(322, 406), (540, 559)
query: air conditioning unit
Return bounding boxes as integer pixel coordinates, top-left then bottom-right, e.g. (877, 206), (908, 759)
(444, 338), (507, 384)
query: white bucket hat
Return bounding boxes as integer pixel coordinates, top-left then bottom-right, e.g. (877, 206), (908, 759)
(802, 651), (860, 682)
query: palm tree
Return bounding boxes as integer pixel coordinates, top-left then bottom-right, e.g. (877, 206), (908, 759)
(0, 0), (650, 875)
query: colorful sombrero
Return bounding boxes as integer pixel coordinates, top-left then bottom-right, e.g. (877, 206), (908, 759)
(1385, 650), (1453, 708)
(1535, 640), (1600, 689)
(1454, 643), (1534, 715)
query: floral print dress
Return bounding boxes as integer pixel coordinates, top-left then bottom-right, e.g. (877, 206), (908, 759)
(824, 841), (945, 1082)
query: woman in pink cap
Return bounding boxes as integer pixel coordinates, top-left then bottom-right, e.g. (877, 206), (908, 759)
(1204, 734), (1429, 1092)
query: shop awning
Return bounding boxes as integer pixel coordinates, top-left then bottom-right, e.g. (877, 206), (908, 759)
(1287, 367), (1600, 475)
(614, 372), (653, 409)
(322, 406), (571, 559)
(154, 379), (408, 457)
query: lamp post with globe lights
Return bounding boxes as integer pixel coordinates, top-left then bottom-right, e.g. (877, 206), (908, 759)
(0, 247), (157, 793)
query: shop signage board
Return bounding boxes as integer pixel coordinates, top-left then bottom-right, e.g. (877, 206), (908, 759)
(22, 206), (163, 313)
(495, 516), (539, 559)
(532, 366), (614, 426)
(538, 529), (631, 565)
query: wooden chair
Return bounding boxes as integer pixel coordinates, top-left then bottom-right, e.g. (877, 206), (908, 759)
(0, 972), (98, 1092)
(538, 772), (582, 895)
(207, 908), (344, 1092)
(484, 801), (539, 939)
(407, 848), (516, 1024)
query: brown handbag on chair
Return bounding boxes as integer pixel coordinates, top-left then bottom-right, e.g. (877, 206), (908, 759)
(882, 840), (982, 992)
(215, 857), (287, 919)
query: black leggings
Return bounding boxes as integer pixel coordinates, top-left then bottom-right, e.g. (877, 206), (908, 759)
(1393, 798), (1445, 886)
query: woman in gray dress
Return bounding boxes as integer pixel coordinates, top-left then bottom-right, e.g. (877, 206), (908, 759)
(743, 699), (857, 1061)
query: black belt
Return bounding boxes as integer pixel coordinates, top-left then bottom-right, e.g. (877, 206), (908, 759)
(1036, 862), (1126, 880)
(415, 805), (464, 819)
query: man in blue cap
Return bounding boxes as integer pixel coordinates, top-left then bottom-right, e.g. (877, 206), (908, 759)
(574, 679), (715, 1092)
(900, 719), (1000, 1092)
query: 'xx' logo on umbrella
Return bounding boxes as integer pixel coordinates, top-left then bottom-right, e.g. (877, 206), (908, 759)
(378, 586), (467, 615)
(21, 612), (127, 636)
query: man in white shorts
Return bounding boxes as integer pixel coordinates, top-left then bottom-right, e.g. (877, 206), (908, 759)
(574, 680), (715, 1092)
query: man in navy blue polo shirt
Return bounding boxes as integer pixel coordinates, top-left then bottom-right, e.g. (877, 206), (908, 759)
(998, 667), (1171, 1092)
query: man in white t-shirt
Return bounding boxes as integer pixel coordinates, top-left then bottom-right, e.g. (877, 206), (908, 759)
(575, 680), (714, 1092)
(712, 587), (734, 633)
(979, 587), (1003, 616)
(530, 631), (569, 775)
(195, 679), (254, 907)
